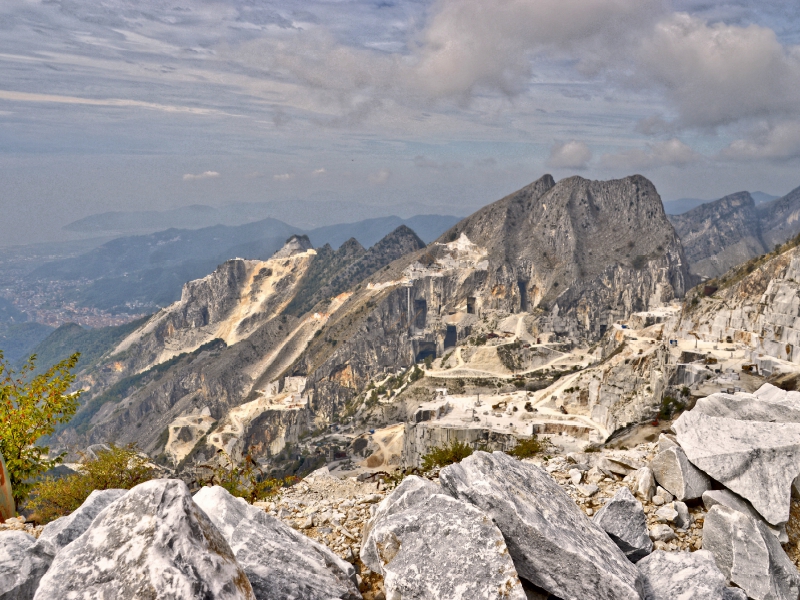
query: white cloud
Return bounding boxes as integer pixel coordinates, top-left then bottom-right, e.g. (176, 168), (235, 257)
(273, 173), (295, 181)
(312, 168), (326, 175)
(368, 168), (391, 184)
(634, 14), (800, 128)
(720, 121), (800, 161)
(0, 90), (230, 116)
(183, 171), (220, 181)
(600, 138), (702, 170)
(546, 141), (592, 170)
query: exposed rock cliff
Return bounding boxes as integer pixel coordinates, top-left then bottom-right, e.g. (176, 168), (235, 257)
(289, 175), (690, 421)
(669, 192), (767, 279)
(59, 228), (425, 463)
(668, 184), (800, 279)
(679, 239), (800, 370)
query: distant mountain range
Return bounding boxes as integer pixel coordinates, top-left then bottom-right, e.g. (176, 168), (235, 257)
(662, 191), (779, 215)
(32, 214), (461, 313)
(63, 200), (467, 236)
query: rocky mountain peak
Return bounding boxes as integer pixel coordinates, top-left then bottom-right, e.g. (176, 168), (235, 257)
(273, 234), (313, 259)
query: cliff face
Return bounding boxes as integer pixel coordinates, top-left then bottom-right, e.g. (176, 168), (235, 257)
(759, 185), (800, 249)
(669, 192), (767, 279)
(668, 185), (800, 279)
(679, 242), (800, 368)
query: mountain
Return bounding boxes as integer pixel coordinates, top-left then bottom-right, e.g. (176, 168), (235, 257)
(31, 214), (460, 313)
(63, 200), (464, 236)
(663, 191), (779, 216)
(669, 192), (767, 279)
(54, 226), (426, 456)
(669, 185), (800, 278)
(751, 191), (780, 205)
(679, 231), (800, 371)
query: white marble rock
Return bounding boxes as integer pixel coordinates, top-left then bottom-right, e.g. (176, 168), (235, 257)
(440, 451), (643, 600)
(194, 485), (360, 600)
(702, 505), (800, 600)
(650, 446), (711, 501)
(363, 493), (526, 600)
(33, 479), (255, 600)
(674, 410), (800, 525)
(703, 489), (787, 543)
(34, 489), (128, 558)
(638, 549), (739, 600)
(0, 531), (51, 600)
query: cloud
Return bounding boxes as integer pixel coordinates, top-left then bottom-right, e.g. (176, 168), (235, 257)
(274, 173), (295, 181)
(600, 138), (702, 169)
(183, 171), (220, 181)
(546, 141), (592, 170)
(719, 121), (800, 161)
(368, 168), (391, 184)
(312, 168), (326, 175)
(248, 0), (661, 108)
(409, 0), (660, 98)
(0, 90), (230, 116)
(633, 14), (800, 128)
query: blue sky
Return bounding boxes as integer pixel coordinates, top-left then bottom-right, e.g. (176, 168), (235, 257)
(2, 0), (800, 245)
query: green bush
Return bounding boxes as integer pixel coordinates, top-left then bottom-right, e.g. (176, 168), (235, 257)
(197, 452), (297, 503)
(507, 435), (549, 459)
(26, 444), (155, 524)
(421, 439), (473, 471)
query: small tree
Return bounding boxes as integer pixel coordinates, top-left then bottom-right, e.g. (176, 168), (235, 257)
(0, 351), (81, 506)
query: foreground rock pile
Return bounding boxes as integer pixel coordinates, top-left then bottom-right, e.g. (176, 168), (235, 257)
(2, 382), (800, 599)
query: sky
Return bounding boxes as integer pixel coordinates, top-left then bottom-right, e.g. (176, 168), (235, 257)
(2, 0), (800, 246)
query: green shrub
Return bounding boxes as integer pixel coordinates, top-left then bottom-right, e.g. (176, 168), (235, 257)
(197, 452), (297, 503)
(659, 395), (685, 419)
(26, 444), (155, 523)
(409, 366), (424, 382)
(421, 440), (473, 471)
(507, 435), (549, 459)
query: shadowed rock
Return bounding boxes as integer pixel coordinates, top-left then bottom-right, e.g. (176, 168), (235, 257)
(0, 531), (51, 600)
(194, 485), (360, 600)
(593, 487), (652, 563)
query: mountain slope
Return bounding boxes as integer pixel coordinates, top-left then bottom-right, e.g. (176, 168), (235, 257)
(679, 232), (800, 369)
(667, 185), (800, 279)
(56, 226), (428, 456)
(669, 192), (767, 279)
(282, 174), (690, 423)
(759, 185), (800, 249)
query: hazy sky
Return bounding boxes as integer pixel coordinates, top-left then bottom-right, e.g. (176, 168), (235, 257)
(2, 0), (800, 246)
